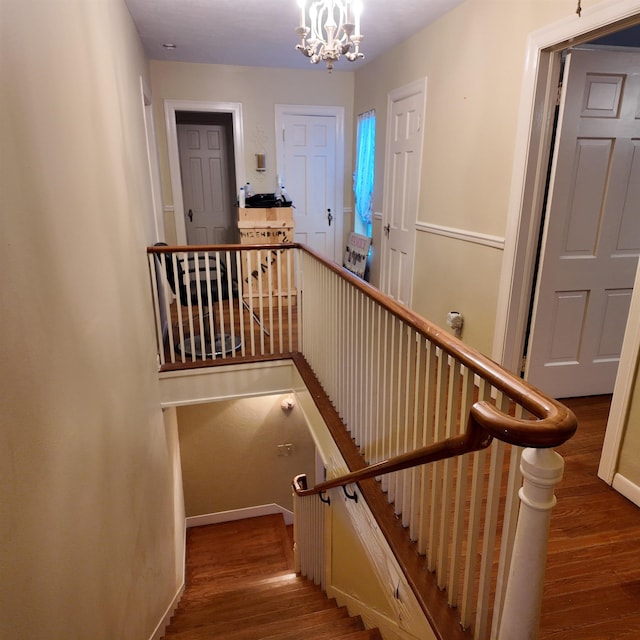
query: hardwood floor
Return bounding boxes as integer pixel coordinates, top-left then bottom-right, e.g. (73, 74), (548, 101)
(540, 395), (640, 639)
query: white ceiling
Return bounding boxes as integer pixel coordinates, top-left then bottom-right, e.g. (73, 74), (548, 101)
(124, 0), (463, 71)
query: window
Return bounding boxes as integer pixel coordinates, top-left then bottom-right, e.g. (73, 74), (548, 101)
(353, 109), (376, 237)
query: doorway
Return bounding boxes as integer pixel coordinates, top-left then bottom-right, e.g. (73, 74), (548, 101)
(493, 6), (640, 487)
(176, 111), (238, 245)
(165, 100), (245, 246)
(524, 47), (640, 398)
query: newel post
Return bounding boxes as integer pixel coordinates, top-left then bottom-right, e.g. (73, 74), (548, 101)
(498, 447), (564, 640)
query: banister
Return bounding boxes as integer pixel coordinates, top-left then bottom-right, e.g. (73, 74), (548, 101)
(147, 243), (576, 456)
(297, 244), (577, 450)
(149, 242), (577, 639)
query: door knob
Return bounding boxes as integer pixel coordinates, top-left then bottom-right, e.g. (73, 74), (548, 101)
(188, 209), (193, 222)
(327, 208), (333, 226)
(383, 223), (390, 237)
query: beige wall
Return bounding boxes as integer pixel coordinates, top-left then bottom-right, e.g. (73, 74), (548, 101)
(177, 395), (316, 517)
(149, 60), (355, 245)
(0, 0), (183, 637)
(355, 0), (576, 354)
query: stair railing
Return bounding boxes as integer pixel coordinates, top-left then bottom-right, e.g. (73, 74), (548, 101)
(146, 243), (577, 639)
(147, 244), (298, 367)
(293, 246), (577, 640)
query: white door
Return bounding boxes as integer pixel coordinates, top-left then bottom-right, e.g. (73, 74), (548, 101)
(381, 79), (426, 305)
(178, 123), (235, 245)
(280, 114), (337, 260)
(526, 49), (640, 398)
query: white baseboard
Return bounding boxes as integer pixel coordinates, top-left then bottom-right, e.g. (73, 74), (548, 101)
(186, 503), (294, 528)
(148, 583), (184, 640)
(612, 472), (640, 507)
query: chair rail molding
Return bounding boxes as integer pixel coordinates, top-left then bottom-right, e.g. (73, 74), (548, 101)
(415, 221), (505, 250)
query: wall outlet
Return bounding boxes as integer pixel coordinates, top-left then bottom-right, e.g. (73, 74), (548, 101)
(277, 443), (294, 456)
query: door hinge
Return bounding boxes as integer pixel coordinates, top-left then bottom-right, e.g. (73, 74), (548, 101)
(556, 82), (563, 107)
(520, 355), (527, 376)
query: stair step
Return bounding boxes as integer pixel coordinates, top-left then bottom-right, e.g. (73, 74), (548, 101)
(175, 579), (327, 618)
(337, 629), (384, 640)
(168, 593), (338, 632)
(181, 572), (313, 598)
(168, 606), (351, 640)
(260, 613), (365, 639)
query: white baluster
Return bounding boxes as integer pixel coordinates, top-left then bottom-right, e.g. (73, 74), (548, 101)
(498, 447), (564, 640)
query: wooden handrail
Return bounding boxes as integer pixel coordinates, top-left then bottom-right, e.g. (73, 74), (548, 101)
(293, 413), (494, 497)
(147, 243), (295, 253)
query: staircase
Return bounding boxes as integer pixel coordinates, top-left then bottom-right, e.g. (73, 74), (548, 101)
(163, 514), (382, 640)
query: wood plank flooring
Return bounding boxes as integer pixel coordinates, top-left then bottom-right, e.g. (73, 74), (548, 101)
(540, 395), (640, 639)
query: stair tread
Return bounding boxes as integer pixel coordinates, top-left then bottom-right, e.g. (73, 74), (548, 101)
(175, 581), (327, 615)
(168, 594), (339, 631)
(337, 629), (384, 640)
(167, 606), (351, 640)
(260, 614), (365, 640)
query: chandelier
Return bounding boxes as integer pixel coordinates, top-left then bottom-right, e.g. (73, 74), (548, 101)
(295, 0), (364, 72)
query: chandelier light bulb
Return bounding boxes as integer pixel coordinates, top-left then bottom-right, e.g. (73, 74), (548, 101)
(297, 0), (307, 28)
(353, 1), (362, 35)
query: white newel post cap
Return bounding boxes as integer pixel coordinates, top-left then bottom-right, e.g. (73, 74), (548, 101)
(518, 447), (565, 511)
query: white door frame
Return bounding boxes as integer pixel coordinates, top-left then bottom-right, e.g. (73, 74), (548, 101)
(493, 0), (640, 482)
(140, 78), (165, 244)
(164, 100), (245, 245)
(275, 104), (345, 265)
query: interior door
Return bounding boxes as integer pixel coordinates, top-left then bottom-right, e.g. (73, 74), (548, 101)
(526, 49), (640, 398)
(178, 123), (235, 245)
(281, 114), (337, 260)
(381, 79), (426, 306)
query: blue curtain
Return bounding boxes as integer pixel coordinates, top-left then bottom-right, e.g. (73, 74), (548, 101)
(353, 110), (375, 234)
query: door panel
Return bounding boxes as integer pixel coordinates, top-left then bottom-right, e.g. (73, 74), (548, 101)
(597, 289), (632, 358)
(381, 80), (426, 306)
(526, 49), (640, 397)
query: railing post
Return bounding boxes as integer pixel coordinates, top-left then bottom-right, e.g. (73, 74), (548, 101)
(498, 447), (564, 640)
(292, 476), (327, 590)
